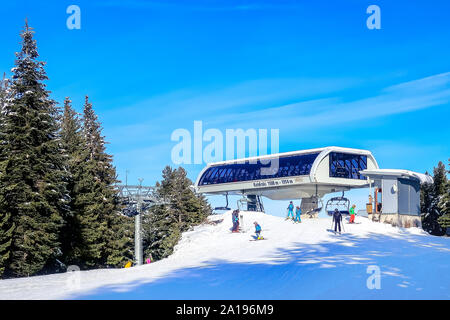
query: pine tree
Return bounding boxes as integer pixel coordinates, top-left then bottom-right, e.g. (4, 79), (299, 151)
(0, 73), (10, 112)
(171, 167), (210, 231)
(75, 96), (132, 268)
(420, 171), (434, 217)
(433, 162), (447, 196)
(59, 97), (85, 265)
(0, 72), (15, 277)
(61, 97), (84, 158)
(143, 166), (211, 262)
(421, 161), (448, 236)
(143, 167), (181, 261)
(156, 166), (210, 231)
(143, 203), (180, 261)
(105, 213), (134, 267)
(0, 21), (68, 276)
(438, 159), (450, 232)
(0, 212), (14, 277)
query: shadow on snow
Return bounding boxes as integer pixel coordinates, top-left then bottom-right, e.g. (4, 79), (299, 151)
(73, 231), (450, 300)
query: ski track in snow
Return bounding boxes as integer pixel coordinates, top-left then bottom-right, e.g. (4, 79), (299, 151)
(0, 211), (449, 300)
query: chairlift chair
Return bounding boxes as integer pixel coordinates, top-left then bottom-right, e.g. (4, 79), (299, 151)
(213, 193), (231, 213)
(237, 194), (264, 212)
(237, 195), (249, 211)
(325, 193), (350, 216)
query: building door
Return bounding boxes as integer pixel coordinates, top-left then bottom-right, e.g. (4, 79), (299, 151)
(398, 178), (420, 215)
(381, 179), (398, 214)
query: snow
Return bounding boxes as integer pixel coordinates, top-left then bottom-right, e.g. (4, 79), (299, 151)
(0, 211), (449, 300)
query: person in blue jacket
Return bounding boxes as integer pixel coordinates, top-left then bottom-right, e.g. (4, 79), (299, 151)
(253, 221), (262, 240)
(286, 201), (294, 220)
(294, 205), (302, 223)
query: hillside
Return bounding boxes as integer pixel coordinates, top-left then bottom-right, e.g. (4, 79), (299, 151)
(0, 211), (449, 300)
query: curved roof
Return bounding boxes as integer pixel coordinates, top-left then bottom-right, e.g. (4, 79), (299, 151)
(194, 147), (379, 199)
(360, 169), (433, 184)
(309, 147), (378, 182)
(205, 146), (326, 166)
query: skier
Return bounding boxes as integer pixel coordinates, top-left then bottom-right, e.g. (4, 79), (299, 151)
(286, 201), (294, 220)
(332, 208), (342, 234)
(232, 210), (240, 232)
(254, 221), (262, 240)
(294, 205), (302, 223)
(349, 204), (356, 223)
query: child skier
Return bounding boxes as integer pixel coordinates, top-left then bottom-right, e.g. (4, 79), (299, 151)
(253, 221), (263, 240)
(294, 205), (302, 223)
(286, 201), (294, 220)
(349, 204), (356, 223)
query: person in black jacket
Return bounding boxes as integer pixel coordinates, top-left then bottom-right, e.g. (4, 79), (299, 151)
(332, 208), (342, 234)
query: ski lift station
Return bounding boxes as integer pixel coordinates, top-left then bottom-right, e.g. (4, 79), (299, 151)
(194, 146), (433, 228)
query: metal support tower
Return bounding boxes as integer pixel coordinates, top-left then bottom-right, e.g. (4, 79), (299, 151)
(117, 180), (161, 266)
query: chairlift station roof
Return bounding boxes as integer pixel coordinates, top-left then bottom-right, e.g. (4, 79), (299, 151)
(194, 146), (431, 200)
(194, 146), (380, 200)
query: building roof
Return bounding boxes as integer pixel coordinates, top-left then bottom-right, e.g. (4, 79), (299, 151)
(360, 169), (433, 184)
(194, 146), (379, 199)
(207, 146), (375, 166)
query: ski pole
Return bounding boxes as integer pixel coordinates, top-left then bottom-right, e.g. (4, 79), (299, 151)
(341, 217), (345, 233)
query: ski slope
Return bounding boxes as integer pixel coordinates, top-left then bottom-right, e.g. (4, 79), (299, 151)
(0, 211), (449, 300)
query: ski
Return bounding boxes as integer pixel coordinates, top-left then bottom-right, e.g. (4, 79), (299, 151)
(326, 229), (344, 235)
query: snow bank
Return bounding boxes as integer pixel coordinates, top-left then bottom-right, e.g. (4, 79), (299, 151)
(0, 211), (449, 300)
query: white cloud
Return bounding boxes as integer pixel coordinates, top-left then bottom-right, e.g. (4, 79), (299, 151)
(209, 72), (450, 130)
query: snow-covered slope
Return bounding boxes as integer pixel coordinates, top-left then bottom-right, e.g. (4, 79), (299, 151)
(0, 211), (449, 299)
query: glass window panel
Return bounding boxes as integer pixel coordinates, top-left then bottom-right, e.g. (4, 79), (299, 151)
(198, 152), (320, 185)
(329, 152), (367, 180)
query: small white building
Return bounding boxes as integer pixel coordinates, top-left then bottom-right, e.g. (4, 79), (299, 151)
(360, 169), (433, 228)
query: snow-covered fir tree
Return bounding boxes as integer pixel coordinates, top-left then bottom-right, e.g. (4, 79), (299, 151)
(437, 160), (450, 232)
(420, 172), (434, 217)
(143, 166), (211, 261)
(0, 68), (15, 277)
(59, 97), (86, 265)
(0, 73), (10, 113)
(75, 96), (133, 268)
(421, 161), (448, 236)
(0, 21), (69, 277)
(143, 203), (181, 261)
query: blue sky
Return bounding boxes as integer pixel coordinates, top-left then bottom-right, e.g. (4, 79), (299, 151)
(1, 0), (449, 213)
